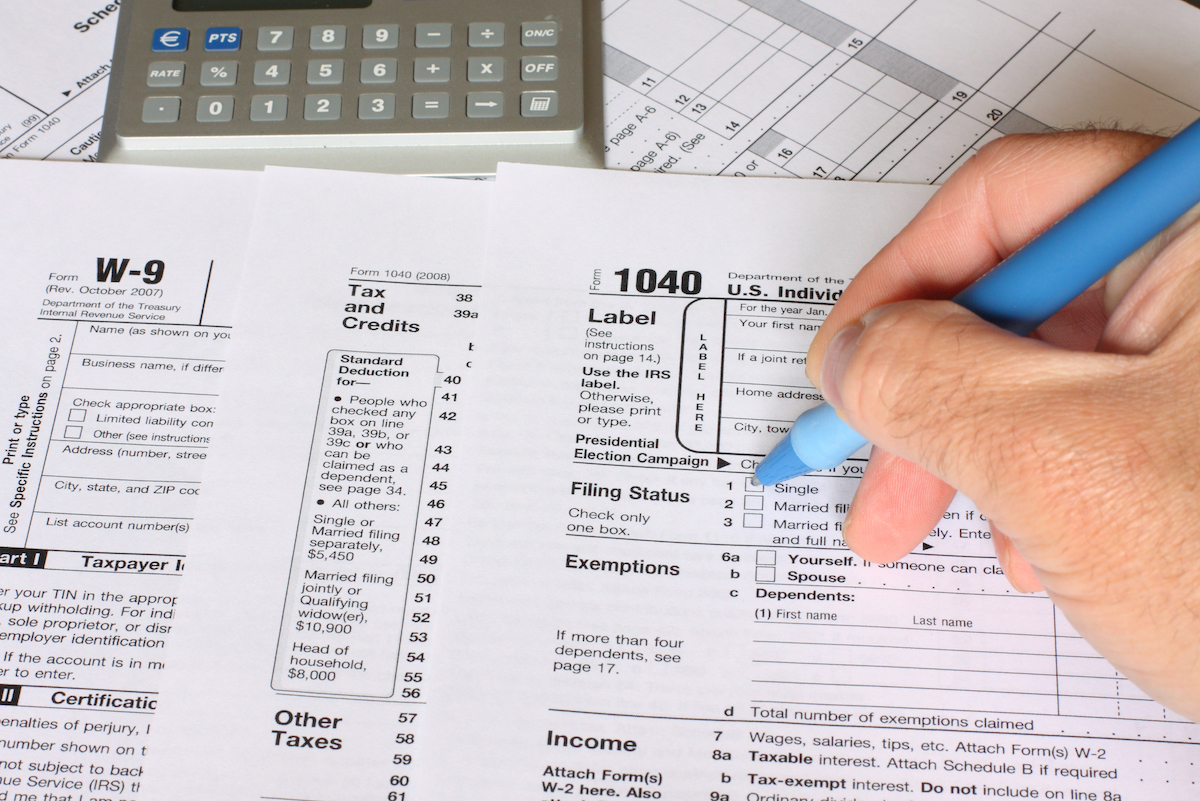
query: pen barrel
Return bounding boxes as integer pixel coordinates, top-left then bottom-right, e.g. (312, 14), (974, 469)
(954, 117), (1200, 336)
(789, 404), (867, 470)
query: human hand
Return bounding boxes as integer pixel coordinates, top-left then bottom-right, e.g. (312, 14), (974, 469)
(806, 129), (1200, 720)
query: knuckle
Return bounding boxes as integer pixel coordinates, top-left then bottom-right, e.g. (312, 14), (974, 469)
(847, 302), (984, 471)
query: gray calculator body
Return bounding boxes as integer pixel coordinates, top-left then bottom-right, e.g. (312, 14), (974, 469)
(99, 0), (602, 175)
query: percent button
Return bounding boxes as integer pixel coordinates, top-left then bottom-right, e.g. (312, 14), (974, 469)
(200, 61), (238, 87)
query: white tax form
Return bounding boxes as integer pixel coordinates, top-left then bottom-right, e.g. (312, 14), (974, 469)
(0, 160), (259, 786)
(418, 164), (1198, 799)
(600, 0), (1200, 180)
(144, 167), (491, 800)
(0, 2), (119, 161)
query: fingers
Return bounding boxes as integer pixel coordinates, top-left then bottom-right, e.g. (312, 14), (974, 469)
(991, 527), (1044, 593)
(1102, 200), (1200, 316)
(841, 447), (957, 564)
(1101, 214), (1200, 354)
(822, 298), (1133, 534)
(807, 130), (1163, 387)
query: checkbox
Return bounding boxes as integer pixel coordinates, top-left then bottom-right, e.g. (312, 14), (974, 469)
(68, 409), (86, 422)
(756, 549), (776, 565)
(744, 495), (763, 510)
(64, 426), (82, 439)
(743, 513), (763, 528)
(755, 566), (776, 582)
(745, 477), (764, 492)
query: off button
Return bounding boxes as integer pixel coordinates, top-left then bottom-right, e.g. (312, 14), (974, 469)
(521, 56), (557, 81)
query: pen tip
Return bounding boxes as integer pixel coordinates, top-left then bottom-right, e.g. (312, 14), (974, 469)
(754, 436), (814, 486)
(749, 476), (762, 486)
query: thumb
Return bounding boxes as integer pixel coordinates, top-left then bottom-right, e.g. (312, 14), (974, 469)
(820, 299), (1132, 530)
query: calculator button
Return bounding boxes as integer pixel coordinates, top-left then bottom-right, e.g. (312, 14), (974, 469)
(308, 59), (344, 85)
(254, 60), (291, 86)
(520, 90), (558, 117)
(414, 59), (450, 84)
(310, 25), (346, 50)
(468, 23), (504, 47)
(412, 93), (449, 119)
(200, 61), (238, 87)
(257, 27), (294, 51)
(521, 56), (557, 81)
(359, 93), (396, 120)
(204, 27), (241, 51)
(363, 25), (398, 49)
(305, 94), (342, 120)
(466, 92), (503, 119)
(197, 96), (235, 122)
(152, 28), (188, 53)
(521, 22), (558, 46)
(467, 57), (504, 83)
(142, 97), (180, 123)
(415, 24), (451, 48)
(250, 95), (288, 122)
(361, 59), (398, 84)
(147, 62), (185, 88)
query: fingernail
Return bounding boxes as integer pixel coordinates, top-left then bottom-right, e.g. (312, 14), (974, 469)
(820, 324), (863, 410)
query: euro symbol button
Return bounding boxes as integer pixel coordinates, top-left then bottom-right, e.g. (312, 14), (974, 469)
(152, 28), (189, 52)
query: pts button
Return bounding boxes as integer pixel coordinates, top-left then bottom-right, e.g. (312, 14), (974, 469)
(205, 27), (241, 51)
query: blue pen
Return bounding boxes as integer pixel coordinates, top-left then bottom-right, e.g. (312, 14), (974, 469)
(756, 117), (1200, 486)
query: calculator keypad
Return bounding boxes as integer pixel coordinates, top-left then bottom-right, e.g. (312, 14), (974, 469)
(197, 96), (235, 122)
(254, 61), (291, 86)
(468, 23), (503, 47)
(362, 25), (399, 49)
(307, 59), (345, 85)
(359, 94), (396, 120)
(257, 27), (293, 51)
(305, 94), (342, 120)
(413, 59), (450, 84)
(412, 93), (450, 119)
(467, 57), (503, 83)
(204, 28), (242, 51)
(200, 61), (238, 87)
(414, 24), (452, 48)
(361, 59), (397, 84)
(310, 25), (347, 50)
(250, 95), (287, 121)
(466, 91), (503, 118)
(142, 96), (181, 122)
(147, 62), (185, 88)
(124, 7), (579, 146)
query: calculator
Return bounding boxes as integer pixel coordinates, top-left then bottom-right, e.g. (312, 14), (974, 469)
(99, 0), (602, 175)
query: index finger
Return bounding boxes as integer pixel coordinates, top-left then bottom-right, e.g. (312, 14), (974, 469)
(807, 130), (1164, 384)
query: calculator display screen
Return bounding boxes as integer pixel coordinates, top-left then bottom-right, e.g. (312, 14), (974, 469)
(172, 0), (371, 10)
